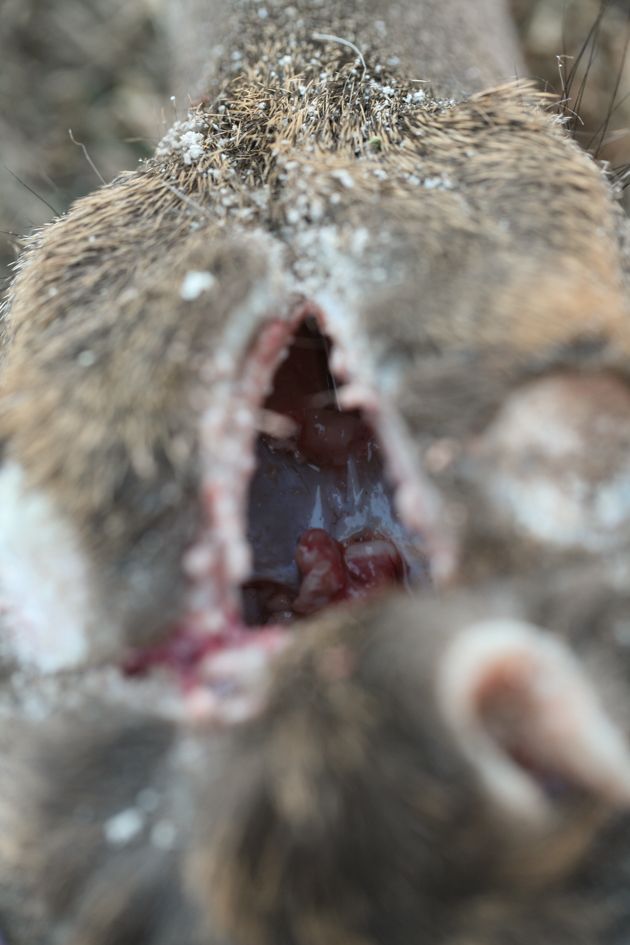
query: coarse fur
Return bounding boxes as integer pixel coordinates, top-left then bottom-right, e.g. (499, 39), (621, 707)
(2, 12), (629, 651)
(1, 0), (630, 943)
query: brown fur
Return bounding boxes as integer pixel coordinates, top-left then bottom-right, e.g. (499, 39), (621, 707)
(2, 16), (629, 647)
(1, 1), (630, 943)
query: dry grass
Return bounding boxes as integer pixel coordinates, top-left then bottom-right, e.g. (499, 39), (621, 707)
(512, 0), (630, 175)
(1, 0), (628, 286)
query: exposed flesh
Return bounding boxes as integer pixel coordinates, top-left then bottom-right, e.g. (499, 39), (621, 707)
(242, 321), (429, 625)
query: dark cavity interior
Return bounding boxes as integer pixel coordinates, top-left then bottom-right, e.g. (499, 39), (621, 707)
(241, 319), (429, 626)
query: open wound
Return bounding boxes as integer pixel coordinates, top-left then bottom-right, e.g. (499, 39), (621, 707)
(242, 320), (428, 625)
(124, 312), (432, 692)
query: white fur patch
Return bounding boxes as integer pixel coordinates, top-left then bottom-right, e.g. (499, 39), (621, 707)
(475, 375), (630, 552)
(0, 462), (91, 672)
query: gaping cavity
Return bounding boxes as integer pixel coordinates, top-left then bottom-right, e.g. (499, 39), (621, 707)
(241, 320), (429, 626)
(123, 311), (433, 693)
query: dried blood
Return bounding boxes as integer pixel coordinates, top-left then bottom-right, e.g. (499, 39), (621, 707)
(122, 625), (228, 685)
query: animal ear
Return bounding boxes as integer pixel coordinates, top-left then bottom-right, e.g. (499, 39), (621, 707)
(438, 619), (630, 823)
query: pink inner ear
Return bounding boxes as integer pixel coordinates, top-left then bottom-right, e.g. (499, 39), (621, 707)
(440, 621), (630, 818)
(475, 655), (580, 797)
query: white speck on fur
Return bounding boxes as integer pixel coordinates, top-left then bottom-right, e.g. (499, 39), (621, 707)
(151, 820), (177, 850)
(180, 270), (216, 300)
(423, 176), (454, 190)
(330, 169), (355, 189)
(179, 130), (205, 164)
(156, 118), (207, 165)
(77, 349), (96, 367)
(104, 808), (145, 846)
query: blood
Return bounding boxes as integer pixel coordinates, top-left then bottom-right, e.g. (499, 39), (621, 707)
(344, 531), (404, 591)
(122, 625), (231, 687)
(251, 527), (406, 623)
(293, 529), (347, 615)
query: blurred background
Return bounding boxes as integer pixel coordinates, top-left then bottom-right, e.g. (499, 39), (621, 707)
(1, 0), (629, 286)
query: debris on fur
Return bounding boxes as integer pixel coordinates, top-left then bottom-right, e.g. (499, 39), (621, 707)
(157, 119), (209, 166)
